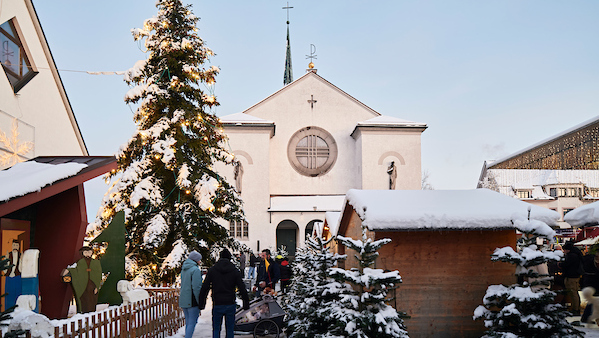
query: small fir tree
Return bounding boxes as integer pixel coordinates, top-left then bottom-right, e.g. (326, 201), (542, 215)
(284, 237), (352, 338)
(330, 228), (409, 338)
(90, 0), (243, 283)
(474, 211), (583, 337)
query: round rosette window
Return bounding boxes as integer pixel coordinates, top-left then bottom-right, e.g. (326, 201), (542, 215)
(287, 126), (338, 177)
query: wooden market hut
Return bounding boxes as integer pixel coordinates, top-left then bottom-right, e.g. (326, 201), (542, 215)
(0, 156), (116, 319)
(335, 188), (560, 338)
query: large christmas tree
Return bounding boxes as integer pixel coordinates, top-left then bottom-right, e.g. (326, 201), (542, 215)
(90, 0), (243, 284)
(474, 211), (583, 337)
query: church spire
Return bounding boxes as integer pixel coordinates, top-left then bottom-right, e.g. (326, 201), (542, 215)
(283, 2), (293, 85)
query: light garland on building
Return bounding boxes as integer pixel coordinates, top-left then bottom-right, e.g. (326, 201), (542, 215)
(0, 118), (33, 167)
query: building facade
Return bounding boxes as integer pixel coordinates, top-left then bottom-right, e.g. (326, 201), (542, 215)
(216, 68), (427, 255)
(478, 116), (599, 240)
(1, 0), (87, 170)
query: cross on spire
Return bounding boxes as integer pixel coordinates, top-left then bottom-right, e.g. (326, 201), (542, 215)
(283, 2), (293, 24)
(308, 95), (317, 109)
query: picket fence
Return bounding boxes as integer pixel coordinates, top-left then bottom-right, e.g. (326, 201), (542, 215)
(52, 289), (183, 338)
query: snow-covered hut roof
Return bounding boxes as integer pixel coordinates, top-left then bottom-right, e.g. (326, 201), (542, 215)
(575, 235), (599, 246)
(564, 201), (599, 227)
(340, 188), (560, 231)
(0, 161), (88, 202)
(269, 195), (345, 212)
(325, 211), (341, 236)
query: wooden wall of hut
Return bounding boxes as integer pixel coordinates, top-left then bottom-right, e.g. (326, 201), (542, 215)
(373, 229), (517, 337)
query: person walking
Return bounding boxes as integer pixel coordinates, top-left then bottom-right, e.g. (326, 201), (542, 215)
(180, 251), (203, 338)
(248, 252), (259, 280)
(199, 249), (249, 338)
(239, 251), (246, 277)
(560, 241), (584, 315)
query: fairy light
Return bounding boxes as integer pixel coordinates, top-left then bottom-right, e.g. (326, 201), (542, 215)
(0, 118), (33, 167)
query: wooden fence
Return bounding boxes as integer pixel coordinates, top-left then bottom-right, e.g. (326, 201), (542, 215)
(53, 289), (183, 338)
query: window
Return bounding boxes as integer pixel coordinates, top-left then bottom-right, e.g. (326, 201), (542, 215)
(229, 219), (248, 239)
(549, 188), (557, 197)
(559, 188), (568, 197)
(287, 126), (338, 177)
(517, 190), (531, 199)
(589, 188), (599, 198)
(1, 18), (37, 92)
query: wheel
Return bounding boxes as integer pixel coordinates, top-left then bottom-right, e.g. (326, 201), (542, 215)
(253, 319), (279, 337)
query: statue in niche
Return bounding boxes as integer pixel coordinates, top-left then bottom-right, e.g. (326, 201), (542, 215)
(61, 246), (102, 313)
(5, 240), (22, 309)
(234, 160), (244, 194)
(387, 161), (397, 190)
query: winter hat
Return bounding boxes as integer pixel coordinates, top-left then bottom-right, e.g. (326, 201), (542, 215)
(220, 249), (232, 260)
(563, 242), (574, 251)
(188, 251), (202, 262)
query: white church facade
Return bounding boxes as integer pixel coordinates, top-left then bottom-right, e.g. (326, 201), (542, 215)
(217, 68), (427, 255)
(1, 0), (87, 170)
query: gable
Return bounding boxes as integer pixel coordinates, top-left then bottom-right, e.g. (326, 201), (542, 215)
(0, 0), (87, 170)
(242, 71), (380, 124)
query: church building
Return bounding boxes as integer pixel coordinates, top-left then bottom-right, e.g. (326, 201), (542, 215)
(217, 64), (427, 255)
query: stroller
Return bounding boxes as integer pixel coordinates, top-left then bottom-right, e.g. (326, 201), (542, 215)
(234, 294), (285, 337)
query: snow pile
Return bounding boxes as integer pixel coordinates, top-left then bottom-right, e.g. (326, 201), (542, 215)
(344, 188), (559, 230)
(564, 200), (599, 227)
(7, 310), (53, 338)
(0, 161), (87, 202)
(357, 115), (426, 127)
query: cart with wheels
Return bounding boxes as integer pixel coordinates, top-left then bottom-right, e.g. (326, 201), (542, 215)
(234, 294), (285, 337)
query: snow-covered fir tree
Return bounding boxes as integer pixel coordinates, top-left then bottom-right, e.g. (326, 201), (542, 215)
(474, 211), (583, 337)
(330, 229), (409, 338)
(89, 0), (243, 284)
(284, 236), (352, 338)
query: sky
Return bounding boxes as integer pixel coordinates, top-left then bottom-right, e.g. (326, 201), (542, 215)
(30, 0), (599, 221)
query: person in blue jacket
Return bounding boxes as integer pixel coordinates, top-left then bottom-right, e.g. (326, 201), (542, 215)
(180, 251), (203, 338)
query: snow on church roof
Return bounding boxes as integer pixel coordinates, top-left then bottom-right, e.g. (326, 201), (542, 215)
(0, 161), (88, 202)
(342, 188), (559, 231)
(219, 112), (274, 125)
(357, 115), (427, 128)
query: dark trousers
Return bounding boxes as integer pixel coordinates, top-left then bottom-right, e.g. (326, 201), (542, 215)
(212, 304), (236, 338)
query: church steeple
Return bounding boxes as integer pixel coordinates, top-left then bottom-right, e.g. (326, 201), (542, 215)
(283, 3), (293, 85)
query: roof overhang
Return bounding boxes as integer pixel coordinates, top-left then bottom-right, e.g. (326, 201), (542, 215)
(351, 124), (427, 139)
(0, 156), (116, 217)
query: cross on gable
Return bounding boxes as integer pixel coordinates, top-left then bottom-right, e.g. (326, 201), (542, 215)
(307, 95), (317, 109)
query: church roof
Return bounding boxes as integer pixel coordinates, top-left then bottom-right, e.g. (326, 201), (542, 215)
(219, 112), (274, 125)
(357, 115), (427, 127)
(242, 70), (381, 118)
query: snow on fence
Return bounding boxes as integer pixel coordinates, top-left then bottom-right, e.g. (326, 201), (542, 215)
(53, 289), (183, 338)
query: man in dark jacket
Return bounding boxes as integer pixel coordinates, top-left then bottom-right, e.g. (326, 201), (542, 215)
(253, 249), (280, 296)
(199, 249), (249, 338)
(560, 241), (584, 315)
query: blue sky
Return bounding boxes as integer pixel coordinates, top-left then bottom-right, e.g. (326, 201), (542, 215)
(31, 0), (599, 220)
